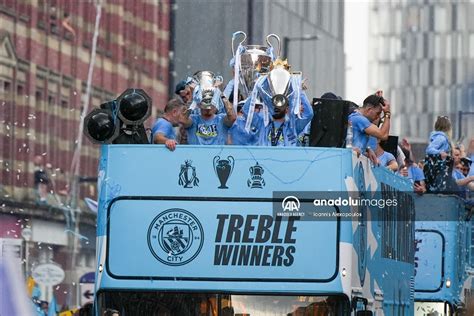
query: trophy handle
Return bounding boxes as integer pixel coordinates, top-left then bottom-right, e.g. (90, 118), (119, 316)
(227, 156), (235, 175)
(214, 75), (224, 87)
(213, 156), (220, 176)
(266, 33), (281, 58)
(232, 31), (247, 57)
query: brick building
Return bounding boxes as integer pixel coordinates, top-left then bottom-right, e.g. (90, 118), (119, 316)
(0, 0), (170, 308)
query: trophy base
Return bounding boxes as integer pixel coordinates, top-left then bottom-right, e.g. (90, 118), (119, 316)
(218, 185), (229, 189)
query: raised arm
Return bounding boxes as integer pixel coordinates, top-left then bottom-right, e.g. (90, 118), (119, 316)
(221, 95), (236, 128)
(179, 106), (193, 129)
(364, 99), (391, 140)
(295, 92), (314, 135)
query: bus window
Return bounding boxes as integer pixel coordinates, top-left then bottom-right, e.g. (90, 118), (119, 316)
(97, 291), (350, 316)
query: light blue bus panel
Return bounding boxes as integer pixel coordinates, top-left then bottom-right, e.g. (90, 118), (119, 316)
(414, 194), (473, 315)
(94, 145), (414, 316)
(107, 199), (337, 281)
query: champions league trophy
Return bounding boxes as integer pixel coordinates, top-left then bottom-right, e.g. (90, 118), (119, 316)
(231, 31), (281, 105)
(213, 156), (235, 189)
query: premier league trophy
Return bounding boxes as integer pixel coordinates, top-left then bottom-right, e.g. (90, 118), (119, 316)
(231, 31), (281, 102)
(244, 56), (308, 133)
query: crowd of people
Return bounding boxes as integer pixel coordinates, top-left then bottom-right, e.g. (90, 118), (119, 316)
(151, 70), (474, 199)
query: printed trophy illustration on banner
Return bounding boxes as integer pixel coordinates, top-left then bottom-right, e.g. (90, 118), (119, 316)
(247, 162), (265, 189)
(178, 160), (199, 188)
(213, 156), (235, 189)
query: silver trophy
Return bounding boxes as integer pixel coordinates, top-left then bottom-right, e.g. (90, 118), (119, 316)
(232, 32), (281, 99)
(193, 70), (223, 109)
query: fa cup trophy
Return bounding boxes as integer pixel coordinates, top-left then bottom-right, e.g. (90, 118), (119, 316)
(192, 70), (223, 109)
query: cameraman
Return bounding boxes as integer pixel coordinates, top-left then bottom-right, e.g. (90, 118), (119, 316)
(348, 91), (391, 163)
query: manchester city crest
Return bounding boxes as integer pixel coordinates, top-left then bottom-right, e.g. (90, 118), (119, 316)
(147, 209), (204, 266)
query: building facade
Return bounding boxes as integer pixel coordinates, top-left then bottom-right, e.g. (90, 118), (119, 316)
(0, 0), (170, 309)
(171, 0), (345, 100)
(368, 1), (474, 142)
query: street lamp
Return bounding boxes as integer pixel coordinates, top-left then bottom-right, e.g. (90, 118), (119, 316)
(283, 34), (319, 59)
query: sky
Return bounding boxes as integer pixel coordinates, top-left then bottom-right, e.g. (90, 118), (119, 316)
(344, 0), (370, 104)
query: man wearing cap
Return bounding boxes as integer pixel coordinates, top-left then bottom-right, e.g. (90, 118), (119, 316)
(175, 79), (194, 104)
(182, 88), (236, 145)
(348, 91), (391, 158)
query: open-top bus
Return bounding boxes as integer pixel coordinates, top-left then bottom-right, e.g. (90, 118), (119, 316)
(414, 194), (474, 315)
(93, 144), (415, 315)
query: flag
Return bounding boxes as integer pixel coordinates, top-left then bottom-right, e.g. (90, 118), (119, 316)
(0, 256), (34, 316)
(84, 198), (98, 213)
(31, 283), (42, 300)
(48, 295), (57, 316)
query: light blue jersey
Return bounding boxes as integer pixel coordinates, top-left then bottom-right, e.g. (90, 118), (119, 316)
(242, 92), (313, 147)
(186, 114), (230, 145)
(348, 112), (372, 152)
(229, 115), (260, 146)
(377, 151), (396, 168)
(151, 118), (176, 142)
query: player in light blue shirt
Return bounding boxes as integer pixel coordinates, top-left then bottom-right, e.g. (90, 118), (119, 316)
(348, 92), (391, 163)
(152, 99), (186, 151)
(242, 91), (313, 147)
(228, 102), (260, 145)
(183, 87), (236, 145)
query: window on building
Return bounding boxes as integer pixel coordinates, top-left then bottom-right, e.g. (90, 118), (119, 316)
(17, 0), (30, 19)
(0, 0), (14, 11)
(37, 0), (63, 34)
(451, 3), (457, 30)
(434, 6), (446, 32)
(48, 0), (59, 33)
(1, 81), (11, 97)
(35, 90), (43, 102)
(423, 33), (429, 58)
(428, 60), (434, 86)
(428, 5), (434, 31)
(17, 84), (24, 96)
(451, 59), (457, 85)
(48, 94), (56, 107)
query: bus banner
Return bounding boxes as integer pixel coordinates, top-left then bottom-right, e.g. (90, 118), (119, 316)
(107, 198), (339, 282)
